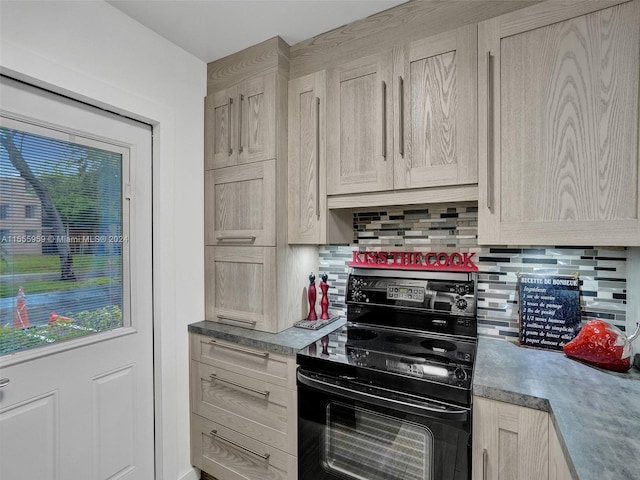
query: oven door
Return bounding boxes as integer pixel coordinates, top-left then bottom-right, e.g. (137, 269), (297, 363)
(298, 369), (470, 480)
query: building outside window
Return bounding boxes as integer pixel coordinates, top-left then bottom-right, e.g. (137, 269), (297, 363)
(25, 204), (36, 219)
(0, 204), (8, 220)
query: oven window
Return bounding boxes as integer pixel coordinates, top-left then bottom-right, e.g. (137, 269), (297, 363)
(324, 402), (434, 480)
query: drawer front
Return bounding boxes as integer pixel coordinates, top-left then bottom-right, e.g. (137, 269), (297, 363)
(190, 333), (296, 388)
(191, 361), (296, 454)
(205, 246), (277, 333)
(191, 414), (297, 480)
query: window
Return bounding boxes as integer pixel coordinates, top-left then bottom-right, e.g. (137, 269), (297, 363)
(24, 204), (36, 219)
(0, 121), (129, 355)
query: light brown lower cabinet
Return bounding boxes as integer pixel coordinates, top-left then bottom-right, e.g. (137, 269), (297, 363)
(472, 397), (572, 480)
(190, 333), (298, 480)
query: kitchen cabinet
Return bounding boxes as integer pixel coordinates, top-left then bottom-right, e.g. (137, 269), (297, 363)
(205, 246), (276, 332)
(472, 397), (549, 480)
(204, 37), (317, 333)
(326, 51), (394, 195)
(190, 333), (297, 480)
(205, 72), (276, 170)
(325, 25), (478, 197)
(394, 24), (477, 189)
(478, 0), (640, 246)
(287, 71), (352, 244)
(472, 397), (573, 480)
(205, 160), (276, 246)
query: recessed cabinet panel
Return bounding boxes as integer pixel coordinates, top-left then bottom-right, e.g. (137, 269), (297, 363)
(395, 25), (477, 189)
(205, 246), (277, 332)
(205, 160), (276, 246)
(478, 0), (640, 245)
(239, 73), (277, 164)
(327, 52), (394, 194)
(205, 88), (237, 170)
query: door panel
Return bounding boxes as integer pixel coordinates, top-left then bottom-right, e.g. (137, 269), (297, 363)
(0, 77), (154, 479)
(206, 87), (238, 169)
(395, 24), (477, 189)
(239, 74), (276, 164)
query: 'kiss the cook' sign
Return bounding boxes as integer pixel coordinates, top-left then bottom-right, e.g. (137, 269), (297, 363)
(349, 250), (478, 272)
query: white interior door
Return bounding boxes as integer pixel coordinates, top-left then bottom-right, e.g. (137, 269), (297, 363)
(0, 77), (154, 479)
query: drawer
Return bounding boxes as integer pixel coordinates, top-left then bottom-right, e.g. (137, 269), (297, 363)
(191, 361), (297, 454)
(190, 333), (296, 388)
(191, 414), (297, 480)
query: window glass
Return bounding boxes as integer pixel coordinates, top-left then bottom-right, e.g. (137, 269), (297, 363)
(0, 125), (127, 355)
(324, 402), (433, 480)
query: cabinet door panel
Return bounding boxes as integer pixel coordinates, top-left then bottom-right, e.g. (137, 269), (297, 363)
(205, 246), (277, 332)
(396, 25), (477, 189)
(478, 0), (640, 245)
(238, 73), (277, 164)
(472, 397), (549, 480)
(327, 53), (393, 194)
(205, 88), (237, 170)
(205, 160), (276, 246)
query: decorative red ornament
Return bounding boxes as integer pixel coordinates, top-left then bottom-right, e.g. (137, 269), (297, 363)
(563, 320), (639, 372)
(307, 273), (317, 321)
(320, 273), (330, 320)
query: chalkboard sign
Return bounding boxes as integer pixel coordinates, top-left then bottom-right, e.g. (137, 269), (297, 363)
(518, 274), (581, 351)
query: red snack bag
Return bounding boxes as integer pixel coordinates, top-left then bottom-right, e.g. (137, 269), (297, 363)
(563, 320), (634, 372)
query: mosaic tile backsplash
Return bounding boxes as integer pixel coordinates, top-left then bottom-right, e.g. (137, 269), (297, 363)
(318, 202), (628, 342)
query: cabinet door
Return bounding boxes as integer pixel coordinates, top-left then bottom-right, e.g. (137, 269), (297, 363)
(478, 0), (640, 245)
(395, 24), (477, 189)
(205, 160), (276, 246)
(205, 246), (277, 332)
(472, 397), (549, 480)
(238, 73), (277, 164)
(205, 86), (238, 170)
(288, 71), (326, 244)
(327, 52), (394, 194)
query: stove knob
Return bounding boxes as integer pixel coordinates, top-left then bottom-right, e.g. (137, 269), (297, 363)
(454, 367), (467, 382)
(455, 298), (468, 311)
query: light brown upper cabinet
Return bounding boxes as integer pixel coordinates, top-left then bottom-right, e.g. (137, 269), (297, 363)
(478, 0), (640, 246)
(326, 52), (394, 195)
(394, 24), (477, 189)
(325, 26), (478, 197)
(287, 71), (352, 244)
(205, 72), (277, 170)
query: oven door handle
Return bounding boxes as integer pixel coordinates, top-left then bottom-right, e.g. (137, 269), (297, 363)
(297, 370), (469, 422)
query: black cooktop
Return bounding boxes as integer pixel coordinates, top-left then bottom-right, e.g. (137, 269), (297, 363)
(297, 323), (476, 406)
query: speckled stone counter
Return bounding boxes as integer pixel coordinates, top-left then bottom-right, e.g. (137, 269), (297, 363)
(188, 318), (346, 356)
(474, 337), (640, 480)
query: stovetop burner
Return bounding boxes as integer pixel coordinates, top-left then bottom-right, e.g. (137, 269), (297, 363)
(385, 334), (412, 344)
(347, 328), (378, 341)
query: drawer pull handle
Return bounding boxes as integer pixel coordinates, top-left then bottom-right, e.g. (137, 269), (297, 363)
(0, 378), (9, 388)
(210, 429), (271, 461)
(215, 235), (256, 243)
(209, 373), (270, 397)
(398, 75), (404, 157)
(483, 448), (488, 480)
(381, 80), (387, 159)
(227, 97), (233, 156)
(216, 315), (257, 327)
(486, 51), (494, 212)
(238, 93), (244, 154)
(209, 338), (269, 358)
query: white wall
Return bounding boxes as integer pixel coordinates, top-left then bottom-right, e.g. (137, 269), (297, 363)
(0, 2), (206, 479)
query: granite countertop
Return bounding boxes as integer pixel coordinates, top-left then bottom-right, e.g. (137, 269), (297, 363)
(474, 337), (640, 480)
(188, 317), (346, 356)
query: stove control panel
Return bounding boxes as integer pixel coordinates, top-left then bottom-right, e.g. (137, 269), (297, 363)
(386, 285), (425, 302)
